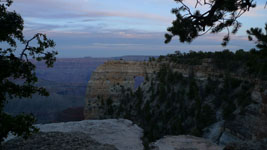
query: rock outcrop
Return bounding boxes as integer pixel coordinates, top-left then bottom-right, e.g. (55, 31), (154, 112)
(4, 119), (144, 150)
(4, 119), (225, 150)
(84, 59), (260, 120)
(202, 87), (267, 147)
(3, 132), (118, 150)
(84, 60), (159, 119)
(150, 135), (223, 150)
(84, 59), (217, 119)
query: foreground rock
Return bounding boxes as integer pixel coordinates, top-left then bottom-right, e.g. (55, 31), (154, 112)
(3, 119), (227, 150)
(3, 132), (117, 150)
(223, 140), (267, 150)
(150, 135), (223, 150)
(5, 119), (143, 150)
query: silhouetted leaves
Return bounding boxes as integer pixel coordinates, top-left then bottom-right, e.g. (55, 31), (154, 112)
(0, 0), (57, 144)
(166, 0), (256, 46)
(247, 23), (267, 52)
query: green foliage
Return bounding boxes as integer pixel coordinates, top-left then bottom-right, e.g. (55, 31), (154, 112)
(247, 24), (267, 52)
(164, 48), (267, 80)
(197, 104), (216, 130)
(0, 113), (39, 140)
(102, 51), (258, 145)
(229, 77), (242, 89)
(0, 0), (57, 144)
(107, 64), (219, 143)
(188, 77), (199, 100)
(106, 98), (114, 116)
(223, 102), (236, 120)
(205, 77), (218, 95)
(167, 51), (203, 65)
(148, 57), (156, 62)
(100, 17), (267, 145)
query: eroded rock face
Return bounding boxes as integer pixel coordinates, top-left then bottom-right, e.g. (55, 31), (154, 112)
(203, 86), (267, 147)
(83, 59), (233, 119)
(150, 135), (223, 150)
(83, 60), (215, 119)
(84, 60), (158, 119)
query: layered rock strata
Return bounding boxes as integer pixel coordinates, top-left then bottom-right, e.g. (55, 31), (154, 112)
(84, 60), (214, 119)
(84, 60), (158, 119)
(84, 60), (265, 119)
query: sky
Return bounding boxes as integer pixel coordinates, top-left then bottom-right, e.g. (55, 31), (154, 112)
(8, 0), (267, 57)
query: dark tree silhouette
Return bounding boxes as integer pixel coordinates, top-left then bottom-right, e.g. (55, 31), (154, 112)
(0, 0), (57, 144)
(165, 0), (258, 46)
(247, 23), (267, 51)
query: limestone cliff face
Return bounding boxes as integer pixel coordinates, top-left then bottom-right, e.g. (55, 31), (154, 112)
(84, 59), (263, 119)
(84, 60), (159, 119)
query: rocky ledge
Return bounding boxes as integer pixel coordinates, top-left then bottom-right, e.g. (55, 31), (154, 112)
(3, 132), (117, 150)
(4, 119), (143, 150)
(3, 119), (225, 150)
(150, 135), (223, 150)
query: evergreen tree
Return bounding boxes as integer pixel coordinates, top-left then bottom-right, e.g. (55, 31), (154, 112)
(165, 0), (260, 46)
(0, 0), (57, 144)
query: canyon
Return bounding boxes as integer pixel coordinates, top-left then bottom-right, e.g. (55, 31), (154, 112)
(4, 56), (150, 123)
(4, 55), (267, 149)
(84, 58), (267, 149)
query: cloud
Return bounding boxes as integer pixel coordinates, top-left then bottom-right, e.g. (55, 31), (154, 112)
(11, 0), (172, 34)
(243, 4), (266, 17)
(24, 27), (254, 57)
(9, 0), (261, 58)
(12, 0), (171, 22)
(80, 11), (171, 23)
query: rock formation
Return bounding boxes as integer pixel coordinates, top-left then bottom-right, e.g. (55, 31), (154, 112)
(4, 132), (118, 150)
(4, 119), (224, 150)
(84, 59), (267, 149)
(4, 119), (144, 150)
(202, 87), (267, 147)
(84, 59), (218, 119)
(150, 135), (223, 150)
(84, 60), (158, 119)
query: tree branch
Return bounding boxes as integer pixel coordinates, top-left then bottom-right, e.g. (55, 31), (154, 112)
(20, 34), (39, 60)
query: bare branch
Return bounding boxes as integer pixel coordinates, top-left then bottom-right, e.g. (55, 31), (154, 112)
(198, 26), (212, 36)
(166, 0), (256, 45)
(20, 34), (39, 60)
(195, 0), (202, 8)
(179, 1), (193, 16)
(203, 0), (212, 6)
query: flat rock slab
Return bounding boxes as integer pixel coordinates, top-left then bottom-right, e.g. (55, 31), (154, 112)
(5, 119), (143, 150)
(3, 132), (117, 150)
(150, 135), (223, 150)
